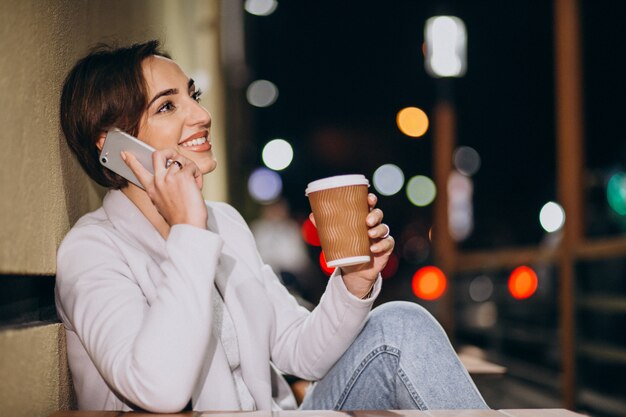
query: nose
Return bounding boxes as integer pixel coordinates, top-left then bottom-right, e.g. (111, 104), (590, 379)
(187, 98), (211, 128)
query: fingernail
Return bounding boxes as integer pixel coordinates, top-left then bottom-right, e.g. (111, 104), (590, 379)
(120, 151), (127, 161)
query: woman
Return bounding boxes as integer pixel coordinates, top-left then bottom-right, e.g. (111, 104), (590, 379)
(56, 40), (487, 412)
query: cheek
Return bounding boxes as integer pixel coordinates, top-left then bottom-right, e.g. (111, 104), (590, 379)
(138, 121), (180, 150)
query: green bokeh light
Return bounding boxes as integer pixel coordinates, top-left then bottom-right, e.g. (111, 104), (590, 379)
(406, 175), (437, 207)
(607, 172), (626, 216)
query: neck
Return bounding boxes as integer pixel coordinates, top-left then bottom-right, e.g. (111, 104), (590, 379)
(121, 184), (171, 239)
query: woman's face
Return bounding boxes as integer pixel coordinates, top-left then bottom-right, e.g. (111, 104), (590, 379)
(137, 55), (216, 174)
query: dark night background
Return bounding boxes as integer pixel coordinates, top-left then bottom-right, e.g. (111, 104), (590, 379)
(236, 2), (626, 415)
(240, 1), (626, 248)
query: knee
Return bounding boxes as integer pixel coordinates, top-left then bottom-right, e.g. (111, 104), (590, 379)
(368, 301), (447, 340)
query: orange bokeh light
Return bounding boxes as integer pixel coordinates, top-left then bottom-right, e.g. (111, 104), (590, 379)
(508, 266), (538, 299)
(397, 107), (429, 138)
(301, 217), (321, 246)
(412, 266), (447, 300)
(319, 251), (335, 276)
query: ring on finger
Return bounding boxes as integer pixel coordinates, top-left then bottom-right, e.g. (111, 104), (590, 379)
(381, 223), (390, 239)
(165, 159), (183, 170)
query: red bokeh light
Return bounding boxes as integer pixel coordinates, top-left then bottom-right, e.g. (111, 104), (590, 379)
(508, 266), (538, 299)
(319, 251), (335, 276)
(412, 266), (447, 300)
(301, 217), (321, 246)
(381, 252), (399, 279)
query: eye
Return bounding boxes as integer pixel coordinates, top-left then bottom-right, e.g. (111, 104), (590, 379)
(157, 101), (175, 113)
(191, 89), (203, 103)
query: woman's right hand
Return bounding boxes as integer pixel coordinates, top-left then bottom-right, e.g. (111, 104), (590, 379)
(123, 148), (208, 229)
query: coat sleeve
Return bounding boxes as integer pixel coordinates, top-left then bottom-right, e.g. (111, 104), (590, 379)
(213, 203), (382, 381)
(266, 266), (382, 380)
(55, 223), (223, 413)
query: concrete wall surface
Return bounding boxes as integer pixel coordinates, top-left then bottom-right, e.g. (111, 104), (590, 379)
(0, 323), (75, 417)
(0, 1), (227, 416)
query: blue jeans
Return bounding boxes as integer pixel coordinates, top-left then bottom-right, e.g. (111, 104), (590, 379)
(300, 301), (489, 410)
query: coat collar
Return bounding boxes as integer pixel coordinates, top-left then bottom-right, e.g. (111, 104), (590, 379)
(102, 190), (168, 264)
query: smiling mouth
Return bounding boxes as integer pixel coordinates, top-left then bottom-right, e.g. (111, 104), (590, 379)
(181, 135), (208, 148)
(179, 131), (212, 152)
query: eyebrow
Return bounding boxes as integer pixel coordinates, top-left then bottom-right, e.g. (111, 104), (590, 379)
(147, 79), (195, 108)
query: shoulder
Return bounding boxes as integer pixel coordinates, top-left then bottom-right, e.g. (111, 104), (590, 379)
(206, 201), (250, 229)
(205, 201), (259, 247)
(57, 208), (124, 279)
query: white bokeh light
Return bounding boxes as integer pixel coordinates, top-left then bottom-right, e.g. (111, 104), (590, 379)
(406, 175), (437, 207)
(262, 139), (293, 171)
(453, 146), (481, 176)
(244, 0), (278, 16)
(539, 201), (565, 233)
(248, 168), (282, 203)
(424, 16), (467, 78)
(469, 275), (494, 302)
(373, 164), (405, 196)
(246, 80), (279, 107)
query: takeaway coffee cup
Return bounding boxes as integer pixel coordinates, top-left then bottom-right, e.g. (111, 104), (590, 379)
(305, 174), (371, 268)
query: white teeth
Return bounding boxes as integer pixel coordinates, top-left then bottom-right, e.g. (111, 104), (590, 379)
(181, 136), (207, 147)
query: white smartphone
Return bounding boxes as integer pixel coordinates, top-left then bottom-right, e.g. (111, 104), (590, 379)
(99, 129), (155, 189)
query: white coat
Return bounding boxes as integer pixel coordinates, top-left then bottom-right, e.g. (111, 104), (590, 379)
(55, 190), (381, 412)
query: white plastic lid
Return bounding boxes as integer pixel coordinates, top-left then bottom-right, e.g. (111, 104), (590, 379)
(326, 255), (371, 268)
(305, 174), (369, 195)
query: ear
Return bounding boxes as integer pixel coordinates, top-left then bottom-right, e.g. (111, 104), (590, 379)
(96, 132), (107, 151)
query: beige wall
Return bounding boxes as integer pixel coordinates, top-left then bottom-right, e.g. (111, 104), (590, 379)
(0, 0), (227, 275)
(0, 324), (76, 416)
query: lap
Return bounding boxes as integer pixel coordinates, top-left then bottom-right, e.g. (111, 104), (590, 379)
(300, 301), (488, 410)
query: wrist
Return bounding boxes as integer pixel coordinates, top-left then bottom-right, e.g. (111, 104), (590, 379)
(341, 270), (376, 299)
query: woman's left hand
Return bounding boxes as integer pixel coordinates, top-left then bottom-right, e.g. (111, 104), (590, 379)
(311, 193), (395, 299)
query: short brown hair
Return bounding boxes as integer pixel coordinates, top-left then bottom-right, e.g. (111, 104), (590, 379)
(59, 40), (170, 188)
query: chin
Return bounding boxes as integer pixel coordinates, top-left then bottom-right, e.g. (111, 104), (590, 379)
(199, 159), (217, 175)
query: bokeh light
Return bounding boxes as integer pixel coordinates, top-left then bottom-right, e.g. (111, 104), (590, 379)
(412, 266), (447, 300)
(406, 175), (437, 206)
(448, 171), (474, 241)
(539, 201), (565, 233)
(396, 107), (429, 137)
(424, 16), (467, 78)
(381, 253), (399, 279)
(453, 146), (481, 176)
(508, 266), (538, 300)
(244, 0), (278, 16)
(301, 217), (320, 246)
(607, 172), (626, 215)
(373, 164), (405, 196)
(469, 275), (494, 302)
(248, 167), (282, 203)
(262, 139), (293, 171)
(246, 79), (279, 107)
(319, 251), (334, 276)
(474, 302), (498, 328)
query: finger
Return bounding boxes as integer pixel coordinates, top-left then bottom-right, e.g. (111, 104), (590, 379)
(367, 193), (378, 209)
(122, 151), (153, 188)
(171, 158), (202, 187)
(371, 235), (395, 254)
(189, 161), (204, 189)
(366, 208), (384, 227)
(309, 213), (317, 228)
(153, 149), (179, 177)
(368, 223), (390, 240)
